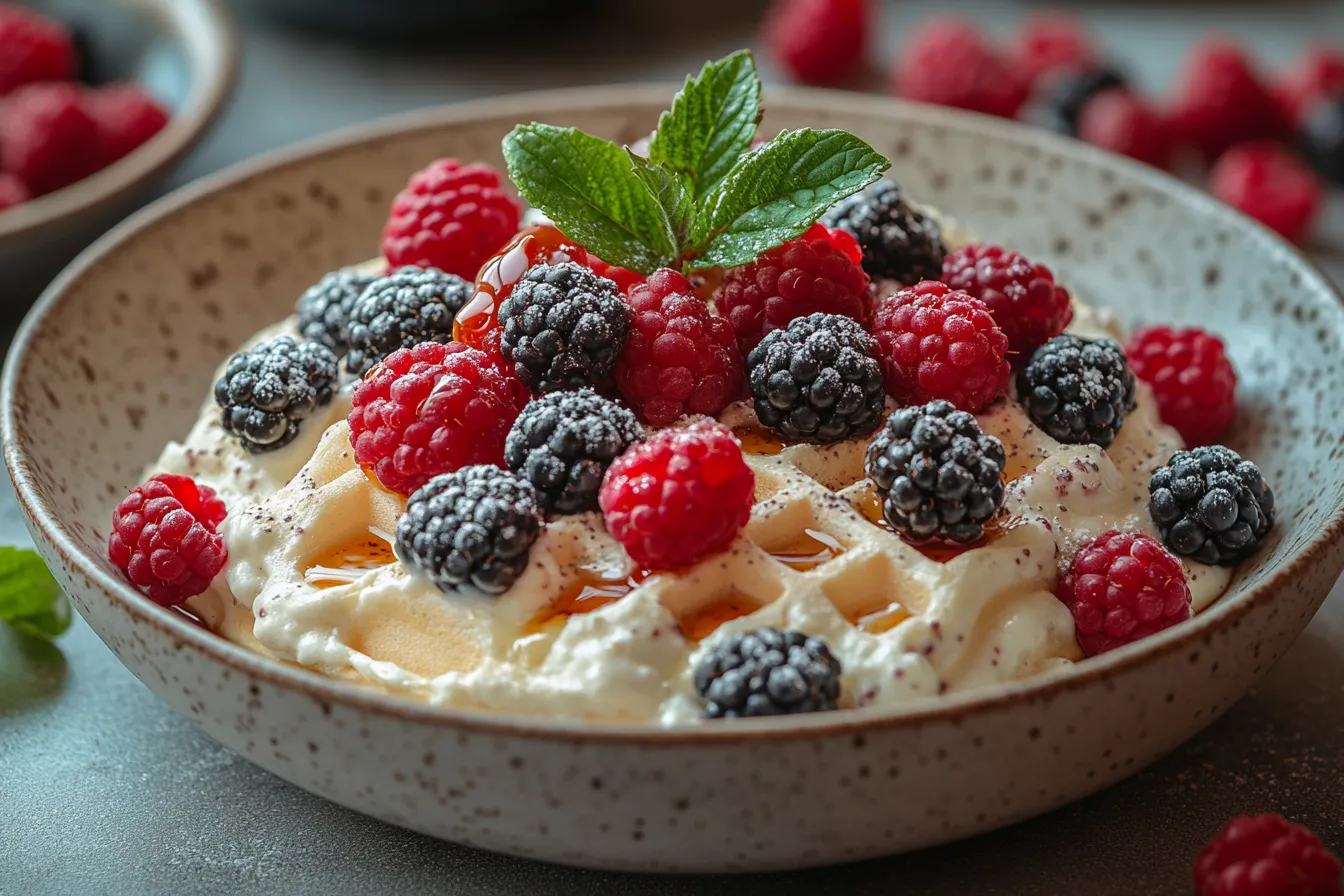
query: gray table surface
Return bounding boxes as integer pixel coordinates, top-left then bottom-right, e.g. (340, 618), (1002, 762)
(3, 3), (1344, 894)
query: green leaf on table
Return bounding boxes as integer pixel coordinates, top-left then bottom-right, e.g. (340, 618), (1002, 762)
(649, 49), (762, 200)
(689, 129), (889, 270)
(0, 546), (71, 640)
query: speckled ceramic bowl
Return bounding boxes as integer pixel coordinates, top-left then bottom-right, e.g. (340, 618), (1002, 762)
(5, 87), (1344, 873)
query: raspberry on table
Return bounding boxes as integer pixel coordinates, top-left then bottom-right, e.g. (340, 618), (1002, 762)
(0, 81), (99, 196)
(348, 342), (522, 497)
(746, 312), (885, 442)
(0, 3), (76, 95)
(821, 178), (945, 287)
(890, 17), (1031, 119)
(1194, 813), (1341, 896)
(498, 262), (630, 394)
(1169, 40), (1291, 161)
(694, 628), (843, 718)
(940, 243), (1073, 362)
(504, 389), (644, 515)
(382, 158), (522, 280)
(1209, 142), (1323, 243)
(599, 420), (755, 569)
(761, 0), (869, 87)
(1274, 44), (1344, 128)
(1016, 334), (1136, 447)
(214, 336), (338, 454)
(1076, 88), (1175, 170)
(396, 466), (542, 596)
(0, 172), (29, 212)
(871, 280), (1011, 414)
(1030, 64), (1129, 135)
(344, 266), (472, 376)
(1009, 12), (1098, 87)
(865, 399), (1007, 544)
(714, 228), (869, 356)
(295, 268), (380, 355)
(1302, 93), (1344, 184)
(1056, 530), (1191, 657)
(1125, 325), (1237, 446)
(86, 83), (169, 166)
(1148, 445), (1275, 567)
(108, 474), (228, 607)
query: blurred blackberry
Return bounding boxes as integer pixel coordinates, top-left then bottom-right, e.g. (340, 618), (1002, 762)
(214, 336), (338, 453)
(1031, 64), (1129, 135)
(344, 266), (472, 376)
(1148, 445), (1275, 566)
(821, 177), (945, 285)
(1302, 93), (1344, 184)
(1016, 334), (1136, 447)
(295, 267), (379, 355)
(694, 628), (842, 718)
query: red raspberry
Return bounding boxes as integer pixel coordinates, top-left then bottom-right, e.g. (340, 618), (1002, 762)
(1169, 40), (1291, 161)
(1056, 530), (1191, 657)
(0, 3), (76, 95)
(761, 0), (869, 87)
(0, 172), (29, 211)
(1275, 45), (1344, 127)
(1077, 88), (1175, 170)
(1209, 142), (1323, 243)
(1125, 325), (1237, 446)
(714, 226), (869, 356)
(871, 281), (1011, 413)
(599, 420), (755, 569)
(1194, 814), (1341, 896)
(939, 243), (1072, 363)
(0, 81), (99, 196)
(87, 83), (169, 166)
(108, 474), (228, 607)
(347, 342), (522, 496)
(587, 255), (644, 294)
(617, 269), (744, 426)
(382, 158), (522, 280)
(1010, 12), (1097, 87)
(891, 17), (1030, 119)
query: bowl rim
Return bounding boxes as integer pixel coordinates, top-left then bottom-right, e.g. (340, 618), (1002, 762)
(0, 0), (239, 243)
(5, 83), (1344, 744)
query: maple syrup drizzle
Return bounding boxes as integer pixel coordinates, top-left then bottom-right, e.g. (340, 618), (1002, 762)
(769, 527), (845, 572)
(677, 591), (759, 642)
(854, 490), (1022, 562)
(525, 567), (651, 634)
(306, 536), (396, 587)
(453, 226), (587, 347)
(732, 424), (789, 456)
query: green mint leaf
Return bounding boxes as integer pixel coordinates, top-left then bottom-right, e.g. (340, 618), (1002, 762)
(649, 49), (762, 200)
(627, 153), (694, 255)
(503, 124), (672, 274)
(689, 129), (889, 269)
(0, 546), (71, 640)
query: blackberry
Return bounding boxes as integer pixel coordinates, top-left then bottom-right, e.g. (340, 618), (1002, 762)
(1148, 446), (1275, 566)
(344, 266), (472, 376)
(1302, 93), (1344, 184)
(504, 389), (644, 514)
(1016, 334), (1136, 447)
(214, 336), (338, 454)
(1031, 64), (1129, 135)
(821, 177), (945, 286)
(865, 399), (1007, 544)
(296, 267), (379, 355)
(396, 466), (543, 596)
(746, 313), (885, 442)
(498, 262), (629, 393)
(694, 628), (842, 719)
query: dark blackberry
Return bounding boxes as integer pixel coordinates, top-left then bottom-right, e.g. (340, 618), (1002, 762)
(396, 466), (543, 596)
(214, 336), (338, 454)
(694, 628), (842, 719)
(296, 267), (379, 355)
(1148, 446), (1275, 566)
(821, 178), (945, 286)
(498, 262), (629, 393)
(746, 313), (885, 442)
(1301, 93), (1344, 184)
(865, 399), (1007, 544)
(1016, 334), (1136, 447)
(344, 266), (472, 376)
(1031, 64), (1130, 135)
(504, 389), (644, 514)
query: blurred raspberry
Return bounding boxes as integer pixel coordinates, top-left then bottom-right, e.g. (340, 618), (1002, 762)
(0, 81), (99, 195)
(1274, 44), (1344, 127)
(1169, 39), (1291, 161)
(891, 17), (1031, 119)
(0, 3), (76, 95)
(587, 255), (644, 294)
(1209, 142), (1323, 242)
(87, 83), (169, 166)
(1010, 12), (1098, 87)
(762, 0), (869, 86)
(0, 172), (29, 211)
(1077, 88), (1175, 170)
(1194, 813), (1341, 896)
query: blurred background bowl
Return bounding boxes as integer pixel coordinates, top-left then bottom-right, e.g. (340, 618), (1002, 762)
(233, 0), (558, 38)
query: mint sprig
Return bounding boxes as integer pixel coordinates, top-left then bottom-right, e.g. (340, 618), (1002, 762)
(502, 50), (889, 275)
(0, 546), (71, 640)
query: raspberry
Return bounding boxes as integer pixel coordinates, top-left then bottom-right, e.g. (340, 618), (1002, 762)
(1209, 142), (1323, 243)
(295, 268), (379, 355)
(214, 337), (339, 454)
(586, 255), (643, 294)
(86, 83), (169, 166)
(821, 178), (945, 286)
(891, 17), (1030, 119)
(348, 342), (521, 496)
(1149, 446), (1275, 567)
(1274, 44), (1344, 127)
(1125, 325), (1237, 446)
(108, 474), (228, 607)
(1169, 40), (1291, 161)
(0, 4), (76, 95)
(940, 243), (1072, 362)
(871, 281), (1011, 413)
(761, 0), (869, 87)
(694, 628), (843, 718)
(382, 158), (522, 280)
(344, 266), (472, 376)
(1195, 814), (1341, 896)
(1031, 65), (1129, 135)
(1016, 334), (1136, 447)
(1076, 88), (1175, 170)
(714, 229), (868, 356)
(599, 420), (755, 569)
(0, 172), (29, 211)
(0, 81), (99, 196)
(617, 268), (744, 426)
(1009, 12), (1097, 87)
(1303, 94), (1344, 184)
